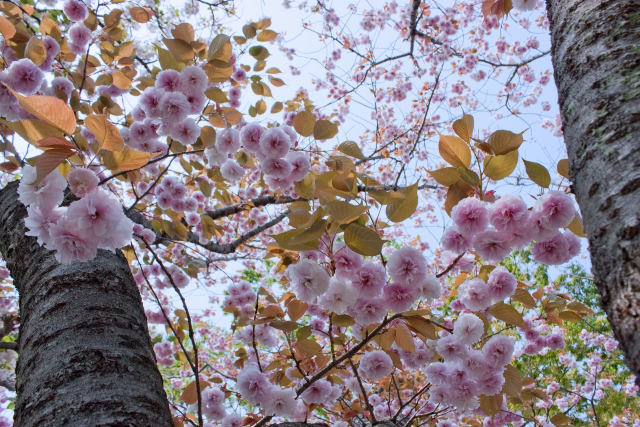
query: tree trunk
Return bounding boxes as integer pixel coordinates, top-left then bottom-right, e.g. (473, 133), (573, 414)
(546, 0), (640, 383)
(0, 182), (172, 426)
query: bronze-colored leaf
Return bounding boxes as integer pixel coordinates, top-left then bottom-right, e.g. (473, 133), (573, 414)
(293, 111), (315, 137)
(488, 129), (523, 155)
(85, 115), (124, 151)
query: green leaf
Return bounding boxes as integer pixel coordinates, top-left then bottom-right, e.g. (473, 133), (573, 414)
(523, 159), (551, 188)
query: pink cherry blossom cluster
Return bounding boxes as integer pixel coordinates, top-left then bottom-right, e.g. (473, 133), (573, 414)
(426, 326), (515, 412)
(235, 364), (301, 418)
(19, 166), (134, 264)
(222, 281), (257, 318)
(204, 122), (309, 190)
(123, 66), (208, 154)
(443, 193), (580, 265)
(287, 245), (441, 325)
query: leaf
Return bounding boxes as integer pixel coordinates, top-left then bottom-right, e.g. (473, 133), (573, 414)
(488, 130), (523, 155)
(557, 158), (570, 179)
(269, 320), (298, 333)
(4, 119), (63, 144)
(207, 34), (232, 62)
(337, 141), (365, 160)
(111, 70), (131, 89)
(326, 200), (368, 224)
(386, 183), (418, 223)
(34, 136), (75, 150)
(457, 167), (480, 186)
(0, 16), (16, 40)
(172, 23), (194, 43)
(394, 323), (415, 352)
(242, 24), (257, 38)
(34, 148), (74, 186)
(489, 302), (526, 328)
(502, 364), (522, 397)
(429, 167), (459, 186)
(344, 223), (383, 256)
(331, 314), (354, 327)
(512, 288), (536, 308)
(453, 113), (474, 142)
(313, 120), (338, 140)
(85, 115), (124, 151)
(479, 394), (502, 416)
(180, 380), (209, 405)
(483, 150), (518, 181)
(163, 38), (195, 62)
(558, 310), (583, 322)
(257, 29), (277, 41)
(439, 134), (471, 168)
(296, 339), (322, 357)
(403, 316), (437, 339)
(268, 76), (284, 87)
(156, 46), (182, 71)
(129, 6), (153, 23)
(9, 91), (76, 135)
(287, 299), (308, 321)
(523, 159), (551, 188)
(25, 36), (46, 65)
(567, 213), (586, 237)
(444, 182), (469, 216)
(293, 111), (315, 137)
(550, 413), (572, 425)
(102, 147), (154, 172)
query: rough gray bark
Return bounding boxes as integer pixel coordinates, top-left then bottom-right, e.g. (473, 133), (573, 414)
(0, 181), (172, 426)
(547, 0), (640, 382)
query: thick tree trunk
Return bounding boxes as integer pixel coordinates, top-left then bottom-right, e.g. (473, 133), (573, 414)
(547, 0), (640, 382)
(0, 181), (172, 426)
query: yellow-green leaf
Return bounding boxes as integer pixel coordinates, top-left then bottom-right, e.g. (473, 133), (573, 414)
(429, 167), (459, 186)
(325, 200), (369, 224)
(344, 222), (383, 256)
(453, 113), (474, 142)
(483, 150), (518, 180)
(439, 134), (471, 168)
(3, 119), (63, 144)
(293, 110), (315, 137)
(567, 213), (586, 237)
(489, 302), (526, 328)
(386, 183), (418, 223)
(488, 130), (523, 155)
(523, 159), (551, 188)
(557, 158), (569, 179)
(337, 141), (365, 160)
(313, 120), (338, 140)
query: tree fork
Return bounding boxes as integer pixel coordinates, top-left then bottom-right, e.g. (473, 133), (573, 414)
(0, 181), (172, 426)
(547, 0), (640, 383)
